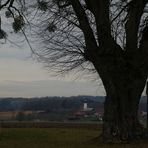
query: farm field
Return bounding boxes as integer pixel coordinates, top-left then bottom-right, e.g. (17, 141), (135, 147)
(0, 126), (148, 148)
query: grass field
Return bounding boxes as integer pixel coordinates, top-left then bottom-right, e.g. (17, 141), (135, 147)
(0, 127), (148, 148)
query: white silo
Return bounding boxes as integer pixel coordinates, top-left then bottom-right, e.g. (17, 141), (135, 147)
(83, 102), (87, 110)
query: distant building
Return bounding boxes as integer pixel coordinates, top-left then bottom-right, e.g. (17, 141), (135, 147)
(83, 101), (94, 112)
(73, 99), (103, 121)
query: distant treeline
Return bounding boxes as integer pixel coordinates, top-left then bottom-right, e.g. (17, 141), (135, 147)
(0, 96), (105, 112)
(0, 96), (146, 112)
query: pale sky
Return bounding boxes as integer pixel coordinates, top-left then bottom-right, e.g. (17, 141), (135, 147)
(0, 37), (146, 97)
(0, 13), (106, 98)
(0, 3), (147, 98)
(0, 42), (105, 97)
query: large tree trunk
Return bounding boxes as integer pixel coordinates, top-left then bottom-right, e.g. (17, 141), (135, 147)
(94, 55), (147, 143)
(69, 0), (148, 142)
(102, 80), (146, 143)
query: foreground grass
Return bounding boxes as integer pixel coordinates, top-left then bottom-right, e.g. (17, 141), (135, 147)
(0, 127), (147, 148)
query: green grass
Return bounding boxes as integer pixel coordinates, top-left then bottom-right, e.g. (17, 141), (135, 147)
(0, 128), (147, 148)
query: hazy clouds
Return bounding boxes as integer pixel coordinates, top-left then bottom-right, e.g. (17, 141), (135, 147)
(0, 44), (106, 97)
(0, 80), (105, 97)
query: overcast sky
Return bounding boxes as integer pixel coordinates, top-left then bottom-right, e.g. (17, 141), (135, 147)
(0, 12), (107, 98)
(0, 41), (106, 97)
(0, 36), (146, 97)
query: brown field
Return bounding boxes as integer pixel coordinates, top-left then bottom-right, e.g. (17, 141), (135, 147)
(0, 112), (17, 119)
(0, 111), (33, 120)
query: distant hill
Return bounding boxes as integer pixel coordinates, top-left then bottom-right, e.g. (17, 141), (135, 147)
(0, 96), (105, 112)
(0, 96), (146, 112)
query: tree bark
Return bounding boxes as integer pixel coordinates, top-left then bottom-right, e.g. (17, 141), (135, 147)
(102, 80), (146, 143)
(93, 54), (147, 143)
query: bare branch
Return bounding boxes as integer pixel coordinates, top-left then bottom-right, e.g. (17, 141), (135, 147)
(70, 0), (98, 61)
(0, 0), (11, 9)
(125, 0), (147, 52)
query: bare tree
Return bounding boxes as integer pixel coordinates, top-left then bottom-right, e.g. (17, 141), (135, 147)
(0, 0), (148, 143)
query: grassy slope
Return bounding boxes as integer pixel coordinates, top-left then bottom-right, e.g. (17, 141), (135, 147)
(0, 128), (147, 148)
